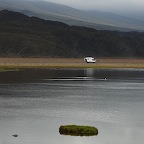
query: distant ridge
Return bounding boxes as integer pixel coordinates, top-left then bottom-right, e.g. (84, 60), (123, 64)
(0, 9), (28, 21)
(0, 9), (68, 26)
(0, 10), (144, 58)
(0, 0), (144, 31)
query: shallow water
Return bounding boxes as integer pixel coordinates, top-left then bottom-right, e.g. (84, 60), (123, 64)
(0, 68), (144, 144)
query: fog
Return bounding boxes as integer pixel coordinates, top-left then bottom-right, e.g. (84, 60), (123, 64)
(42, 0), (144, 19)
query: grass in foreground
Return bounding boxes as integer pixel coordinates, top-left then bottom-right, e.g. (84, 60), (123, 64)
(59, 125), (98, 136)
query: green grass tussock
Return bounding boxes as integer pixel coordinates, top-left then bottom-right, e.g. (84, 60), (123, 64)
(59, 125), (98, 136)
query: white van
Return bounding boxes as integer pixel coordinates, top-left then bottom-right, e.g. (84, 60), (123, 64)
(84, 57), (96, 63)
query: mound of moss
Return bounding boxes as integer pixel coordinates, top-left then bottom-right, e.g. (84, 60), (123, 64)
(59, 125), (98, 136)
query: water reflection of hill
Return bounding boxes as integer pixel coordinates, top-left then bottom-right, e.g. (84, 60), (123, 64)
(1, 68), (144, 83)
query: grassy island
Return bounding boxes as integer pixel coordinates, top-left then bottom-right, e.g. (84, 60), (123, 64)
(59, 125), (98, 136)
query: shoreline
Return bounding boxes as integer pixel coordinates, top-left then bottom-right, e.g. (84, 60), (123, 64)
(1, 58), (144, 70)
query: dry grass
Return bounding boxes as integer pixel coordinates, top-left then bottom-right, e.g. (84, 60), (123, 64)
(1, 58), (144, 70)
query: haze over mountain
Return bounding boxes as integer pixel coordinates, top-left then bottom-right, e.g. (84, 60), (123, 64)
(0, 0), (144, 31)
(43, 0), (144, 21)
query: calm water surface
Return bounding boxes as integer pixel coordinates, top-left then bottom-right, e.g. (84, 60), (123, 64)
(0, 68), (144, 144)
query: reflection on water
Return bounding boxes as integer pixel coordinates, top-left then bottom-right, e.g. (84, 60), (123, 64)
(85, 68), (94, 77)
(0, 68), (144, 144)
(1, 68), (144, 83)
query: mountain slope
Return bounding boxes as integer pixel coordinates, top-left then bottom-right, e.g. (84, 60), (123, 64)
(0, 0), (144, 31)
(0, 10), (144, 58)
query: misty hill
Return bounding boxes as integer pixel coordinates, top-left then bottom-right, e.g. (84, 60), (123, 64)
(0, 10), (144, 57)
(0, 0), (144, 31)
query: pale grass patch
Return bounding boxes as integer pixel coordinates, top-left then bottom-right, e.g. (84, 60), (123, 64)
(0, 58), (144, 71)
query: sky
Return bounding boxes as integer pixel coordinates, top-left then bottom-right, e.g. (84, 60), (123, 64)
(41, 0), (144, 18)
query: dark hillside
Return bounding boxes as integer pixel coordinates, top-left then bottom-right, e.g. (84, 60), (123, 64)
(0, 10), (144, 57)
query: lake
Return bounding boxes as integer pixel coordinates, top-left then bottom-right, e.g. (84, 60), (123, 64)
(0, 68), (144, 144)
